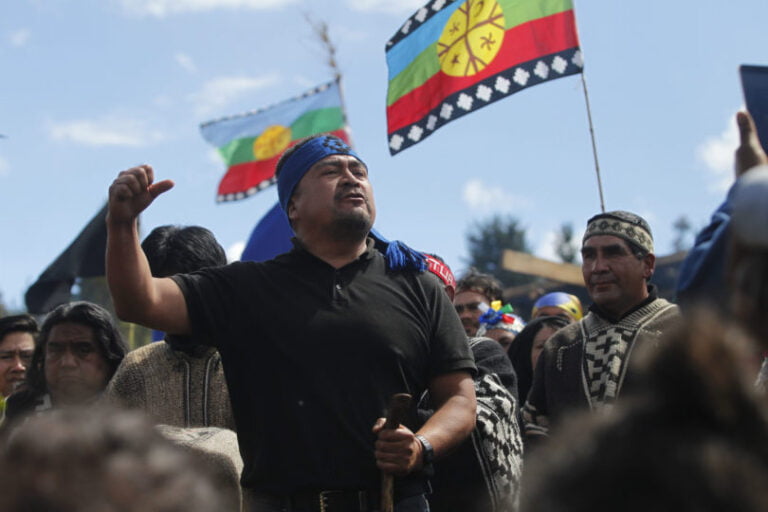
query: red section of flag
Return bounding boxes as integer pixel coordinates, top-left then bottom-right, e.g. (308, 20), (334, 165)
(217, 128), (350, 198)
(387, 10), (578, 134)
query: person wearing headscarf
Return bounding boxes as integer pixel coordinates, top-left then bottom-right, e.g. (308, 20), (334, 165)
(530, 292), (583, 323)
(476, 301), (526, 352)
(104, 134), (476, 512)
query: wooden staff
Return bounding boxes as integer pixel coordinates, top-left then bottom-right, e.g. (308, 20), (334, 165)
(380, 393), (413, 512)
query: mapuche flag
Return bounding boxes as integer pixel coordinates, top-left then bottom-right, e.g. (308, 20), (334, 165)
(386, 0), (583, 155)
(201, 79), (350, 202)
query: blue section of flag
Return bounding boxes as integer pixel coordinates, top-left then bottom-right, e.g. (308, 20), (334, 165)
(200, 80), (341, 148)
(386, 1), (462, 79)
(240, 202), (295, 262)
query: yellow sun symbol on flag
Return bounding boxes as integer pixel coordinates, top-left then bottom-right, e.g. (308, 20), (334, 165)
(253, 125), (292, 160)
(437, 0), (506, 77)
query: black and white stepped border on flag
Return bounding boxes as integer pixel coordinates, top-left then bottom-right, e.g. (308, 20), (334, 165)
(217, 176), (277, 203)
(202, 80), (334, 131)
(386, 0), (456, 49)
(388, 48), (584, 155)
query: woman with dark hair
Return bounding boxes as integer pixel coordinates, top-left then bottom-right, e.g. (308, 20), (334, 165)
(5, 302), (126, 423)
(507, 316), (569, 407)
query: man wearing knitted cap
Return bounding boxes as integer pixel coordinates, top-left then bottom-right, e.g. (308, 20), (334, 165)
(105, 135), (476, 512)
(522, 210), (680, 440)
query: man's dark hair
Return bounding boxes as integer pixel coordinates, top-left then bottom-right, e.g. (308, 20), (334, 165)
(456, 268), (503, 302)
(0, 406), (229, 511)
(0, 314), (38, 343)
(626, 239), (649, 260)
(141, 225), (226, 278)
(25, 302), (127, 397)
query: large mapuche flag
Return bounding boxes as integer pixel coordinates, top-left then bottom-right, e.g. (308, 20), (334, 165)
(386, 0), (583, 155)
(201, 79), (350, 202)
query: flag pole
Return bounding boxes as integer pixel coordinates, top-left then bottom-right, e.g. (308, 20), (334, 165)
(580, 70), (606, 213)
(306, 16), (354, 147)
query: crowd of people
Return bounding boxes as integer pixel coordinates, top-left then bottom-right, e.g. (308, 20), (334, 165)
(0, 110), (767, 511)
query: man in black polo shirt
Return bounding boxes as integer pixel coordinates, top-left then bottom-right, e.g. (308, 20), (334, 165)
(105, 135), (477, 512)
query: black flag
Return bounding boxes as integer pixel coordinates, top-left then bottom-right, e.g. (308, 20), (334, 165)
(25, 204), (109, 314)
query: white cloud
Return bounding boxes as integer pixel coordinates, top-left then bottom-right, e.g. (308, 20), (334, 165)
(174, 52), (197, 73)
(533, 226), (585, 264)
(117, 0), (298, 17)
(0, 156), (9, 176)
(461, 179), (530, 214)
(8, 29), (30, 47)
(696, 114), (739, 191)
(534, 229), (559, 262)
(226, 240), (245, 262)
(189, 73), (280, 115)
(346, 0), (425, 14)
(48, 116), (166, 147)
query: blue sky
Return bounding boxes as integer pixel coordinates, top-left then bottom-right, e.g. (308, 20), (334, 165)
(1, 0), (766, 311)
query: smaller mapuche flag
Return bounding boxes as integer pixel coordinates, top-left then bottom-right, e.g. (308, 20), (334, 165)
(201, 79), (350, 202)
(386, 0), (583, 155)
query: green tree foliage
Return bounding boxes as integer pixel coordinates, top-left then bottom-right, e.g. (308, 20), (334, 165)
(554, 222), (579, 264)
(464, 215), (535, 287)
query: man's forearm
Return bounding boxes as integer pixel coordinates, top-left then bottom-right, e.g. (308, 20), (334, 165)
(106, 165), (189, 334)
(418, 373), (476, 460)
(106, 218), (155, 323)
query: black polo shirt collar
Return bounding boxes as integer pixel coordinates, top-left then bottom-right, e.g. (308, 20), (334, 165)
(288, 236), (377, 268)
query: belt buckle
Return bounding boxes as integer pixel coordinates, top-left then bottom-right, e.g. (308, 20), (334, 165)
(318, 490), (331, 512)
(317, 490), (368, 512)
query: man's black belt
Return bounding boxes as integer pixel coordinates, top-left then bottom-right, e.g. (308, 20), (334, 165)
(247, 488), (381, 512)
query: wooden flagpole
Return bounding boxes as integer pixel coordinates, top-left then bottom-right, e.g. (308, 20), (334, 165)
(306, 16), (354, 147)
(580, 70), (606, 213)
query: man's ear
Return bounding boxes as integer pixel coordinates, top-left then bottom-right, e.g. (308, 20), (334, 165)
(643, 253), (656, 279)
(287, 198), (298, 224)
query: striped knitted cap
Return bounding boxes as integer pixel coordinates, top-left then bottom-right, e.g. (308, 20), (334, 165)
(583, 210), (654, 254)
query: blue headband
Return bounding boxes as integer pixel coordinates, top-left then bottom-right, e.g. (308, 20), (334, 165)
(277, 135), (364, 212)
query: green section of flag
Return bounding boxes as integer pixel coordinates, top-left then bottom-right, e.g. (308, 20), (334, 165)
(218, 137), (255, 166)
(217, 107), (344, 167)
(387, 43), (441, 106)
(387, 0), (573, 106)
(291, 107), (344, 139)
(500, 0), (572, 30)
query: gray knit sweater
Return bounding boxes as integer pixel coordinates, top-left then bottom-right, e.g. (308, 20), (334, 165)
(523, 297), (680, 438)
(106, 342), (235, 430)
